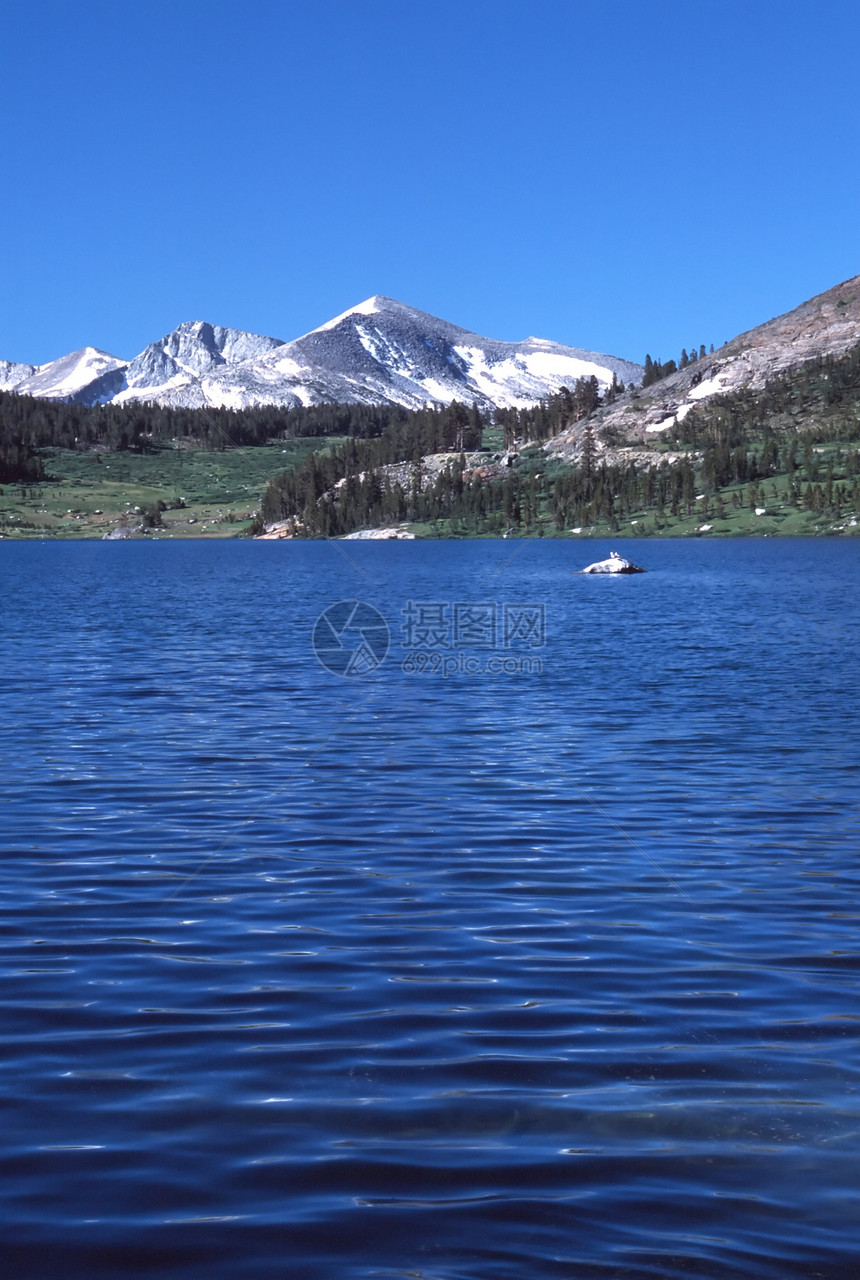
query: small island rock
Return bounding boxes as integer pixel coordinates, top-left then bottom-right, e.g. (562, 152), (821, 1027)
(580, 551), (645, 575)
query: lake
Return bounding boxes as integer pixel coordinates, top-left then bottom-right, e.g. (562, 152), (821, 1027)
(0, 537), (858, 1278)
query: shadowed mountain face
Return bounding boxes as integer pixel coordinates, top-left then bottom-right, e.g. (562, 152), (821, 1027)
(0, 298), (642, 411)
(548, 274), (860, 456)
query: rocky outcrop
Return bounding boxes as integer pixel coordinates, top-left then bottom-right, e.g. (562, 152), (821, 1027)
(112, 321), (287, 408)
(101, 524), (142, 539)
(580, 552), (645, 574)
(0, 359), (36, 391)
(340, 525), (416, 540)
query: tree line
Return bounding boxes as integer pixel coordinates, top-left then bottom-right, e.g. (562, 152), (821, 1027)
(494, 378), (608, 447)
(0, 390), (489, 483)
(0, 387), (429, 458)
(0, 374), (603, 484)
(642, 344), (714, 387)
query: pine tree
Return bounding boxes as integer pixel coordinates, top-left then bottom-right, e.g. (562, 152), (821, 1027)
(580, 420), (596, 498)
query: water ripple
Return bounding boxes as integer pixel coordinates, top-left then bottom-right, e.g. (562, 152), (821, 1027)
(0, 539), (858, 1278)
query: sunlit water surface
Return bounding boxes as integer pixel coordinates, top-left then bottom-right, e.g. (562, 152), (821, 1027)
(1, 538), (858, 1279)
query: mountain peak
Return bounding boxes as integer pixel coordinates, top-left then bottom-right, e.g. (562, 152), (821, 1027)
(313, 295), (397, 333)
(7, 347), (127, 403)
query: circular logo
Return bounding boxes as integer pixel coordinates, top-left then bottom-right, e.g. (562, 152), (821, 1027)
(312, 600), (390, 677)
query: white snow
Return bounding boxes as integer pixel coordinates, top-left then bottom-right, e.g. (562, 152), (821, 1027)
(520, 350), (611, 385)
(445, 345), (614, 410)
(357, 325), (414, 375)
(315, 296), (383, 332)
(113, 374), (192, 404)
(417, 377), (458, 404)
(267, 355), (307, 377)
(170, 354), (213, 379)
(200, 382), (250, 411)
(644, 372), (731, 434)
(688, 373), (730, 401)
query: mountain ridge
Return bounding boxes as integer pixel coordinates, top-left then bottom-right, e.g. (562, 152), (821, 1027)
(547, 274), (860, 459)
(0, 298), (642, 413)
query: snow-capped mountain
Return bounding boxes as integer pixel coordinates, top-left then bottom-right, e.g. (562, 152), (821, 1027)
(238, 297), (642, 411)
(0, 347), (127, 402)
(0, 298), (643, 411)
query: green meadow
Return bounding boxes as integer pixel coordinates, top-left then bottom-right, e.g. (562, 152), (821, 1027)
(0, 439), (345, 539)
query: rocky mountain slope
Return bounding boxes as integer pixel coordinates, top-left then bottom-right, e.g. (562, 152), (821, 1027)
(111, 321), (287, 409)
(548, 274), (860, 460)
(0, 298), (642, 413)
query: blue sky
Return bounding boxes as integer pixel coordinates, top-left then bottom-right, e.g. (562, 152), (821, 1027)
(2, 0), (858, 368)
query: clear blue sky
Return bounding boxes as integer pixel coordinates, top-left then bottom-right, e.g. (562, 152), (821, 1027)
(2, 0), (858, 368)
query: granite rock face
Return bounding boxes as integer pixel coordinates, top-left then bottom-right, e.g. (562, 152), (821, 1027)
(0, 359), (36, 391)
(101, 525), (141, 540)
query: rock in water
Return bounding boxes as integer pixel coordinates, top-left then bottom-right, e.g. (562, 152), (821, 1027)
(580, 551), (645, 574)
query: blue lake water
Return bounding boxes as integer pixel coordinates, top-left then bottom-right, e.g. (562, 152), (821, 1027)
(0, 537), (858, 1279)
